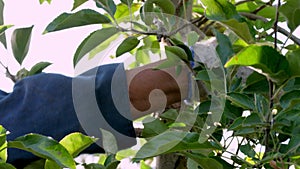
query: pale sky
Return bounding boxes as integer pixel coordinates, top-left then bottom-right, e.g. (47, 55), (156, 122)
(0, 0), (98, 91)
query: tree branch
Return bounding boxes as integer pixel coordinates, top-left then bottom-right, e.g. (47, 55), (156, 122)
(239, 12), (300, 46)
(0, 60), (16, 83)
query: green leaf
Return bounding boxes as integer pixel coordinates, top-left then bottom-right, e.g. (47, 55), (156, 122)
(83, 163), (106, 169)
(11, 26), (33, 65)
(0, 163), (16, 169)
(71, 0), (88, 11)
(28, 62), (52, 76)
(0, 25), (13, 36)
(114, 3), (140, 19)
(45, 132), (96, 169)
(279, 0), (300, 31)
(214, 29), (234, 65)
(225, 45), (290, 84)
(187, 31), (199, 46)
(257, 6), (276, 19)
(200, 0), (241, 21)
(165, 45), (188, 62)
(143, 0), (175, 15)
(89, 33), (119, 59)
(60, 132), (96, 157)
(243, 72), (269, 94)
(280, 90), (300, 109)
(140, 160), (152, 169)
(73, 27), (119, 66)
(240, 143), (256, 158)
(0, 126), (7, 161)
(287, 48), (300, 76)
(0, 0), (6, 48)
(116, 36), (140, 57)
(243, 113), (264, 127)
(120, 0), (133, 6)
(44, 9), (111, 33)
(0, 126), (6, 148)
(8, 134), (76, 169)
(100, 129), (118, 154)
(96, 0), (117, 17)
(143, 35), (160, 53)
(142, 117), (168, 137)
(236, 1), (259, 12)
(136, 46), (151, 65)
(24, 159), (46, 169)
(39, 0), (51, 4)
(183, 152), (223, 169)
(133, 131), (217, 161)
(222, 19), (255, 44)
(227, 92), (255, 110)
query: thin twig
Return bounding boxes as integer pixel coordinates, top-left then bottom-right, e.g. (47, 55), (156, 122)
(274, 0), (281, 49)
(0, 60), (16, 83)
(235, 0), (254, 6)
(239, 12), (300, 46)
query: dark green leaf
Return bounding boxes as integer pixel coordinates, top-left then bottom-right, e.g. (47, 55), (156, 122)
(96, 0), (117, 17)
(225, 45), (290, 84)
(280, 90), (300, 109)
(183, 152), (223, 169)
(24, 159), (45, 169)
(28, 62), (52, 76)
(72, 0), (88, 11)
(200, 0), (241, 21)
(73, 27), (119, 67)
(133, 131), (217, 161)
(11, 26), (33, 65)
(0, 163), (16, 169)
(235, 127), (256, 136)
(0, 0), (6, 48)
(286, 135), (300, 154)
(142, 117), (168, 137)
(105, 160), (120, 169)
(165, 46), (188, 62)
(287, 48), (300, 76)
(8, 134), (76, 169)
(44, 9), (111, 33)
(227, 92), (255, 110)
(240, 143), (256, 158)
(279, 0), (300, 31)
(212, 156), (235, 169)
(244, 72), (269, 93)
(243, 113), (264, 127)
(116, 36), (140, 57)
(229, 117), (245, 130)
(214, 29), (234, 65)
